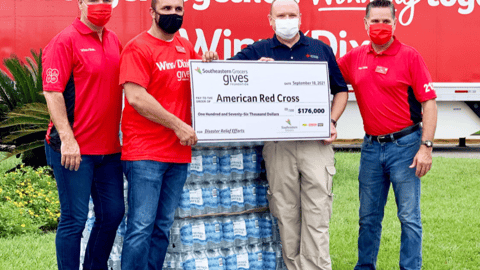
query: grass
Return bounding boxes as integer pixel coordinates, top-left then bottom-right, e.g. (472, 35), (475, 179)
(0, 153), (479, 269)
(0, 152), (21, 174)
(330, 152), (480, 269)
(0, 233), (56, 269)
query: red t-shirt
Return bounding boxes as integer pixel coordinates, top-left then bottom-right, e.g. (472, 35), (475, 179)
(43, 18), (122, 155)
(338, 37), (437, 136)
(119, 32), (200, 163)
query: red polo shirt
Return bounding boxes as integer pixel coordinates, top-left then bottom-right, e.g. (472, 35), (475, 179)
(119, 32), (200, 163)
(338, 37), (437, 136)
(43, 18), (123, 155)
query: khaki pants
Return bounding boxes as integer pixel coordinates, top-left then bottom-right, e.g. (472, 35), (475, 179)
(263, 141), (336, 270)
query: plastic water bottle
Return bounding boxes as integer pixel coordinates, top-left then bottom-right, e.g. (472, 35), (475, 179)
(174, 254), (183, 270)
(233, 214), (248, 246)
(235, 245), (250, 270)
(230, 180), (245, 212)
(191, 147), (204, 183)
(218, 180), (232, 213)
(262, 242), (277, 270)
(243, 143), (257, 180)
(275, 242), (286, 270)
(222, 216), (234, 247)
(246, 213), (261, 244)
(164, 252), (174, 269)
(243, 179), (257, 210)
(255, 179), (268, 208)
(169, 220), (182, 252)
(207, 248), (225, 270)
(178, 183), (192, 218)
(254, 144), (265, 175)
(218, 146), (232, 181)
(182, 251), (196, 270)
(205, 217), (223, 249)
(230, 144), (245, 181)
(203, 180), (219, 215)
(193, 250), (209, 270)
(260, 213), (273, 243)
(203, 147), (219, 181)
(222, 247), (237, 270)
(192, 219), (208, 250)
(190, 182), (205, 216)
(180, 218), (194, 251)
(272, 215), (280, 243)
(247, 243), (264, 270)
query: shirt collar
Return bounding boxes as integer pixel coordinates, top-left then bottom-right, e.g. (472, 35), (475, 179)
(270, 31), (309, 49)
(368, 36), (401, 56)
(72, 17), (109, 36)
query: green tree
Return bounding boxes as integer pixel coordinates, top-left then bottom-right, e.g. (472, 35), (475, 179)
(0, 50), (49, 167)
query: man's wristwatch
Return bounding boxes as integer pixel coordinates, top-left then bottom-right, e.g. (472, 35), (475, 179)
(421, 140), (433, 147)
(331, 119), (337, 127)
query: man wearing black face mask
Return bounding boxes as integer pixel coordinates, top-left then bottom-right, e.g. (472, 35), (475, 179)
(118, 0), (218, 269)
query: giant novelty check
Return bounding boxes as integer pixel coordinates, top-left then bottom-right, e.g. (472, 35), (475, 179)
(190, 60), (331, 142)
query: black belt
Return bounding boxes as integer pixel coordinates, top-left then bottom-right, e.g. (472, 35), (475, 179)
(367, 124), (420, 143)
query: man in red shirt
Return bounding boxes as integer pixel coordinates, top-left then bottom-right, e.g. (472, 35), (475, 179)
(337, 0), (437, 269)
(119, 0), (217, 268)
(43, 0), (124, 269)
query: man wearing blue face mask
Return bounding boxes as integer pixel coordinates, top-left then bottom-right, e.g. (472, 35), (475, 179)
(230, 0), (348, 269)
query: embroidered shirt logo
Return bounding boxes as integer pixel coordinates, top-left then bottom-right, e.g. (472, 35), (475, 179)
(176, 46), (186, 53)
(423, 82), (434, 93)
(80, 48), (96, 52)
(358, 66), (368, 70)
(45, 68), (59, 84)
(306, 54), (319, 59)
(375, 66), (388, 74)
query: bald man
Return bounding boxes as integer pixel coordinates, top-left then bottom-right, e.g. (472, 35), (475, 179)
(230, 0), (348, 269)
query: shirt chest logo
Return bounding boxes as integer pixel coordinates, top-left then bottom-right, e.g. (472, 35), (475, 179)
(375, 66), (388, 75)
(80, 48), (96, 52)
(176, 46), (186, 53)
(306, 54), (319, 59)
(155, 59), (189, 71)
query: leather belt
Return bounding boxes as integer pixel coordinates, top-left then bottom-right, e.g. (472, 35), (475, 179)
(367, 124), (420, 143)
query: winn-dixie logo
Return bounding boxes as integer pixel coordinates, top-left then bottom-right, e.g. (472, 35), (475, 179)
(199, 68), (249, 86)
(156, 59), (189, 71)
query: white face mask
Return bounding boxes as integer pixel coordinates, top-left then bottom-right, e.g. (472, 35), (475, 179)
(274, 18), (299, 40)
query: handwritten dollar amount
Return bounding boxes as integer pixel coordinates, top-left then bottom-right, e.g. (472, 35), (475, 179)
(297, 108), (325, 114)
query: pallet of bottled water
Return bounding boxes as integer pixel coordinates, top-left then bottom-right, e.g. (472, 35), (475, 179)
(80, 141), (288, 269)
(164, 211), (287, 269)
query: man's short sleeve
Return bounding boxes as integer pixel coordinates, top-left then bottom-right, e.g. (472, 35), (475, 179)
(42, 35), (73, 92)
(229, 45), (260, 60)
(325, 46), (348, 95)
(337, 52), (351, 84)
(410, 52), (437, 102)
(119, 44), (151, 89)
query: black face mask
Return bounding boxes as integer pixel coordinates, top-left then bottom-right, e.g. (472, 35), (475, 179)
(155, 12), (183, 34)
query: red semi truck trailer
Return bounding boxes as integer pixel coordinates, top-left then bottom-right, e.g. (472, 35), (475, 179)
(1, 0), (480, 139)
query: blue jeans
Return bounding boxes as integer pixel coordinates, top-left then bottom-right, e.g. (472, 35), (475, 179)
(121, 160), (188, 270)
(45, 141), (125, 270)
(354, 129), (423, 270)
